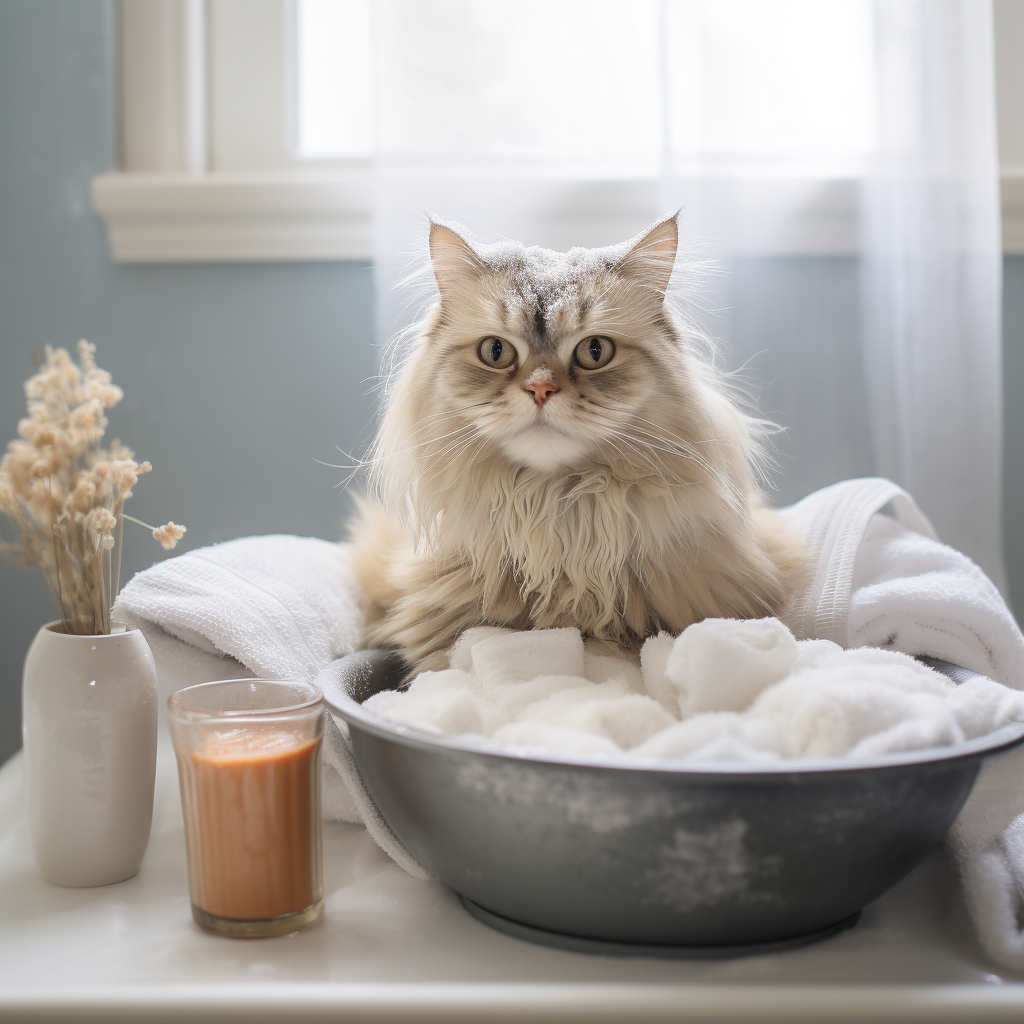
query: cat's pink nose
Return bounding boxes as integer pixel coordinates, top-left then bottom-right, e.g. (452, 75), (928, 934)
(525, 381), (560, 406)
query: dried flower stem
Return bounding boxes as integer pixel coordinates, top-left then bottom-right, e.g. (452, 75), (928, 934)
(0, 341), (186, 635)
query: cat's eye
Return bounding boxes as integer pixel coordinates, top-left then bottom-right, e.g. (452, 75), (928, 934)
(574, 336), (616, 370)
(478, 336), (516, 369)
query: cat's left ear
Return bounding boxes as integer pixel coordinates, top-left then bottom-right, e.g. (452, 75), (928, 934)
(428, 220), (485, 299)
(615, 214), (679, 300)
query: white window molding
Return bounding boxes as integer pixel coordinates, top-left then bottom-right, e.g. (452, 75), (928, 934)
(91, 169), (372, 261)
(117, 0), (207, 174)
(93, 0), (1024, 263)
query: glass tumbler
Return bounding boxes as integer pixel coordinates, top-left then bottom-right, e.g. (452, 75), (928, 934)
(168, 679), (324, 938)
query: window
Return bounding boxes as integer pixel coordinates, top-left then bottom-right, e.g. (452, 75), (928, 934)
(92, 0), (1024, 262)
(294, 0), (372, 160)
(293, 0), (875, 172)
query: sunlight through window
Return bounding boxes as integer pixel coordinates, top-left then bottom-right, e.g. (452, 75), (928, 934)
(293, 0), (875, 172)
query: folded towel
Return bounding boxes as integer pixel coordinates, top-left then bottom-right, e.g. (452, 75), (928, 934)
(113, 480), (1024, 972)
(787, 479), (1024, 972)
(785, 477), (1024, 687)
(113, 534), (366, 823)
(849, 512), (1024, 687)
(115, 533), (363, 679)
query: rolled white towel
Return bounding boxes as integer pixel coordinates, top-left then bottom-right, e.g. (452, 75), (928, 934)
(583, 639), (644, 691)
(791, 638), (844, 673)
(515, 681), (676, 750)
(639, 632), (677, 714)
(747, 651), (960, 759)
(630, 712), (783, 763)
(448, 626), (512, 673)
(470, 628), (584, 687)
(949, 678), (1024, 740)
(472, 673), (592, 725)
(666, 617), (799, 716)
(489, 721), (625, 760)
(849, 513), (1024, 686)
(362, 669), (484, 736)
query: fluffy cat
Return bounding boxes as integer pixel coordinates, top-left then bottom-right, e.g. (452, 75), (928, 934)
(348, 214), (807, 672)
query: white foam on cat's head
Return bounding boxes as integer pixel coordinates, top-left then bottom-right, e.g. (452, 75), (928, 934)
(371, 213), (765, 482)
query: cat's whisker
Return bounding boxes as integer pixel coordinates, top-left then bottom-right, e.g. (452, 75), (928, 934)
(628, 416), (755, 488)
(588, 415), (694, 472)
(426, 437), (482, 473)
(621, 432), (708, 474)
(609, 422), (747, 515)
(351, 426), (469, 477)
(331, 459), (368, 493)
(612, 433), (678, 480)
(626, 418), (722, 461)
(628, 415), (719, 450)
(632, 428), (741, 473)
(622, 422), (733, 485)
(606, 432), (681, 497)
(333, 418), (479, 499)
(416, 431), (485, 483)
(367, 422), (477, 466)
(622, 438), (743, 514)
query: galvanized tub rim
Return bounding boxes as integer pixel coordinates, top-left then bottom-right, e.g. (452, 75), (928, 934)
(326, 669), (1024, 778)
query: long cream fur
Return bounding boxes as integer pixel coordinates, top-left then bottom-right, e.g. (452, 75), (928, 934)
(349, 215), (807, 671)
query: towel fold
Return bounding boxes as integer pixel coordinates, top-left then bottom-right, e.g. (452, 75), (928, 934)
(113, 534), (366, 824)
(112, 480), (1024, 972)
(787, 479), (1024, 972)
(115, 533), (363, 680)
(849, 511), (1024, 687)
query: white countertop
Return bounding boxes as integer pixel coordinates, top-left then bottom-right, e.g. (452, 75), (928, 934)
(3, 737), (1024, 1023)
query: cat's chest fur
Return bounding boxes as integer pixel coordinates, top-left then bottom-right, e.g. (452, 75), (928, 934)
(357, 457), (800, 669)
(444, 469), (696, 646)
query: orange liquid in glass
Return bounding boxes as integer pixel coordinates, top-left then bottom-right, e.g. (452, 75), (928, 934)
(190, 731), (321, 921)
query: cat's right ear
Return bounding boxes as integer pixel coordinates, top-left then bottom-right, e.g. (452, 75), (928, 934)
(429, 222), (485, 299)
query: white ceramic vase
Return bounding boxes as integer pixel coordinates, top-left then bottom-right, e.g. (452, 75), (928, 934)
(22, 621), (158, 886)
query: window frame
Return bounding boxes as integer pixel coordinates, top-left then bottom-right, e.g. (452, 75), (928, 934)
(92, 0), (1024, 262)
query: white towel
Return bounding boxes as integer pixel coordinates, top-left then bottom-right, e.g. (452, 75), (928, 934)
(665, 616), (799, 717)
(849, 512), (1024, 687)
(113, 534), (366, 824)
(470, 628), (585, 687)
(113, 480), (1024, 971)
(787, 478), (1024, 972)
(366, 622), (1024, 763)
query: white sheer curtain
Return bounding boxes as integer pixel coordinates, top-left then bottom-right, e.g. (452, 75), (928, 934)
(862, 0), (1005, 589)
(369, 0), (663, 342)
(365, 0), (1005, 585)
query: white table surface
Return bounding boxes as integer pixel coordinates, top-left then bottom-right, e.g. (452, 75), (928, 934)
(3, 736), (1024, 1023)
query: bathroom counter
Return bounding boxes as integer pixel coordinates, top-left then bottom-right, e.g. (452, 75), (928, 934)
(2, 744), (1024, 1023)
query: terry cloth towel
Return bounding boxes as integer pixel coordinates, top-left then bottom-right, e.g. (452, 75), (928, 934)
(113, 534), (366, 823)
(786, 478), (1024, 972)
(114, 479), (1024, 968)
(784, 477), (1024, 686)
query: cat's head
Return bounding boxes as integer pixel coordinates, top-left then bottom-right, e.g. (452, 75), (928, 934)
(391, 215), (687, 474)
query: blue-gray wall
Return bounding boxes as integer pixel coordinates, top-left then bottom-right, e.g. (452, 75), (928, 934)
(0, 1), (377, 761)
(1, 1), (1023, 766)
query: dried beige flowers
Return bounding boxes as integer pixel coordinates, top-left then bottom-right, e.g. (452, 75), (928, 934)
(0, 341), (186, 635)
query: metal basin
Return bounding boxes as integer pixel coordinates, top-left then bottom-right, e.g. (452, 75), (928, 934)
(323, 648), (1024, 952)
